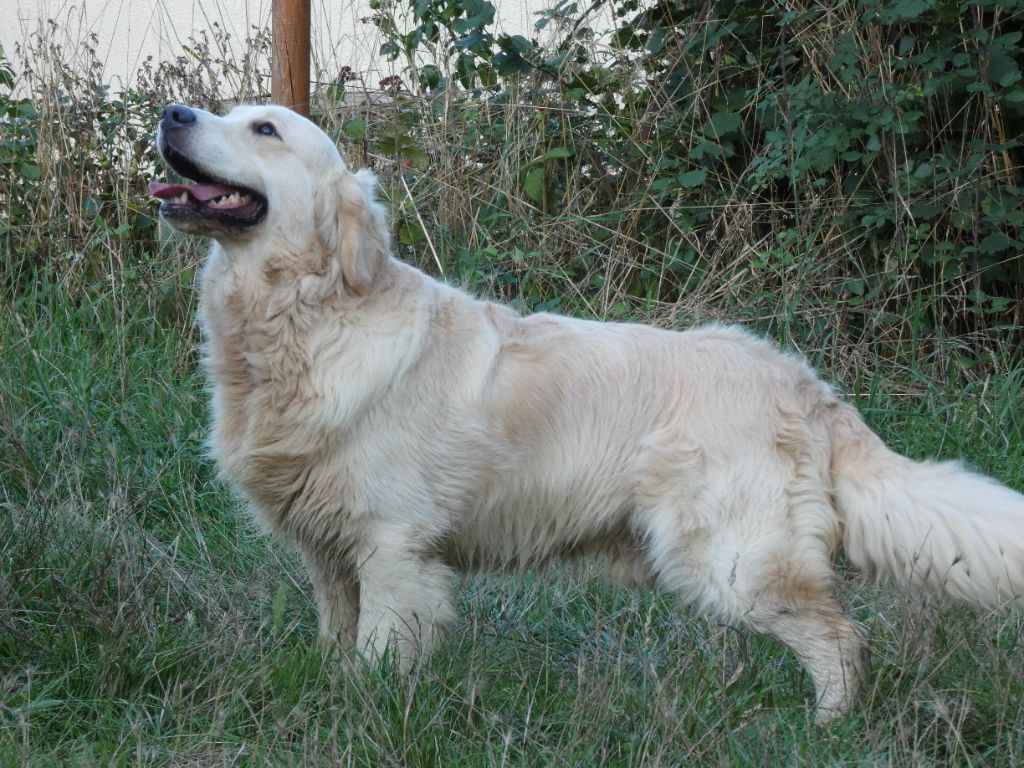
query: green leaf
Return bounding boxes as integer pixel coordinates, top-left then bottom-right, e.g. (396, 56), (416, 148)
(910, 201), (941, 219)
(19, 162), (40, 180)
(403, 146), (430, 168)
(677, 169), (707, 188)
(988, 50), (1021, 87)
(326, 82), (346, 102)
(539, 146), (572, 162)
(492, 52), (531, 77)
(690, 140), (722, 161)
(498, 34), (533, 55)
(707, 111), (741, 136)
(454, 30), (489, 51)
(523, 166), (545, 202)
(881, 0), (932, 23)
(419, 64), (442, 90)
(342, 117), (366, 141)
(647, 26), (667, 55)
(399, 222), (426, 245)
(986, 296), (1011, 314)
(979, 232), (1011, 254)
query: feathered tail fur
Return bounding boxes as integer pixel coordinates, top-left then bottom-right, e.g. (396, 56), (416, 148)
(830, 403), (1024, 607)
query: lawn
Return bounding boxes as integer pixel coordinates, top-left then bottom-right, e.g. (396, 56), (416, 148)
(2, 241), (1023, 765)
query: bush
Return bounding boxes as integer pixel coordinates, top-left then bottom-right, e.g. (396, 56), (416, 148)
(1, 2), (1021, 362)
(365, 0), (1024, 342)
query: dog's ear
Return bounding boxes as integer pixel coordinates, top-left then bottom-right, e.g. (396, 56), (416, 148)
(316, 168), (389, 297)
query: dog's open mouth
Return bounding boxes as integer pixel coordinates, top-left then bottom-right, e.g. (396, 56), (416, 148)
(149, 144), (267, 231)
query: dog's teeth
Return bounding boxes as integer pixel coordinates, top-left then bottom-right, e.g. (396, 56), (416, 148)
(174, 192), (189, 204)
(209, 192), (250, 209)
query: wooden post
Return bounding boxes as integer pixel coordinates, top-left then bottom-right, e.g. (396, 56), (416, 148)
(271, 0), (311, 115)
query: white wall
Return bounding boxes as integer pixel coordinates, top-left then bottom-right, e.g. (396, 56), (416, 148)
(0, 0), (552, 91)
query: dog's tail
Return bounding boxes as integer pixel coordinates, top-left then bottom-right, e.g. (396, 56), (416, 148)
(829, 402), (1024, 608)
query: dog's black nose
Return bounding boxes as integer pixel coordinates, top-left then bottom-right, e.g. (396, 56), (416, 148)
(163, 104), (197, 126)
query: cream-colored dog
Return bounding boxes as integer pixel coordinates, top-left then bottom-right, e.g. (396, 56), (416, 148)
(151, 103), (1024, 722)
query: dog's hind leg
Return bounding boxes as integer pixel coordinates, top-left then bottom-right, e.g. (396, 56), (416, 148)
(650, 509), (868, 721)
(637, 441), (867, 723)
(729, 554), (869, 723)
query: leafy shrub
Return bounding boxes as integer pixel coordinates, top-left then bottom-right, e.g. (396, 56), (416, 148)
(365, 0), (1023, 340)
(2, 2), (1021, 359)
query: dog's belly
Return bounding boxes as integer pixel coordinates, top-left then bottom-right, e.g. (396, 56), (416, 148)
(443, 457), (642, 573)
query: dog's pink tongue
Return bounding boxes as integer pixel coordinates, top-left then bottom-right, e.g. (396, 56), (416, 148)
(148, 181), (238, 202)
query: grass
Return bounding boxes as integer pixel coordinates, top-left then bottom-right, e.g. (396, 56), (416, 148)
(2, 235), (1024, 766)
(2, 12), (1024, 767)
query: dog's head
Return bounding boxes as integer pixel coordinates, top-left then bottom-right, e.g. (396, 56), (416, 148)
(151, 104), (388, 295)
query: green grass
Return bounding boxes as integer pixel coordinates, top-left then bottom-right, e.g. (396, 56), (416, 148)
(2, 242), (1024, 766)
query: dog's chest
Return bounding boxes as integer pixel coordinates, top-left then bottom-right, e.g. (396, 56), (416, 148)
(199, 269), (329, 500)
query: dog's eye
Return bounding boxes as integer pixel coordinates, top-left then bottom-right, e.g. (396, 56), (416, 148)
(254, 121), (278, 137)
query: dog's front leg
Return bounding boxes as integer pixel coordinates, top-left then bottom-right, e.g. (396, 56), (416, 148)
(354, 527), (457, 671)
(302, 551), (360, 647)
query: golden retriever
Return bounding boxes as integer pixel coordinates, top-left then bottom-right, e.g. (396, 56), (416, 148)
(151, 103), (1024, 722)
